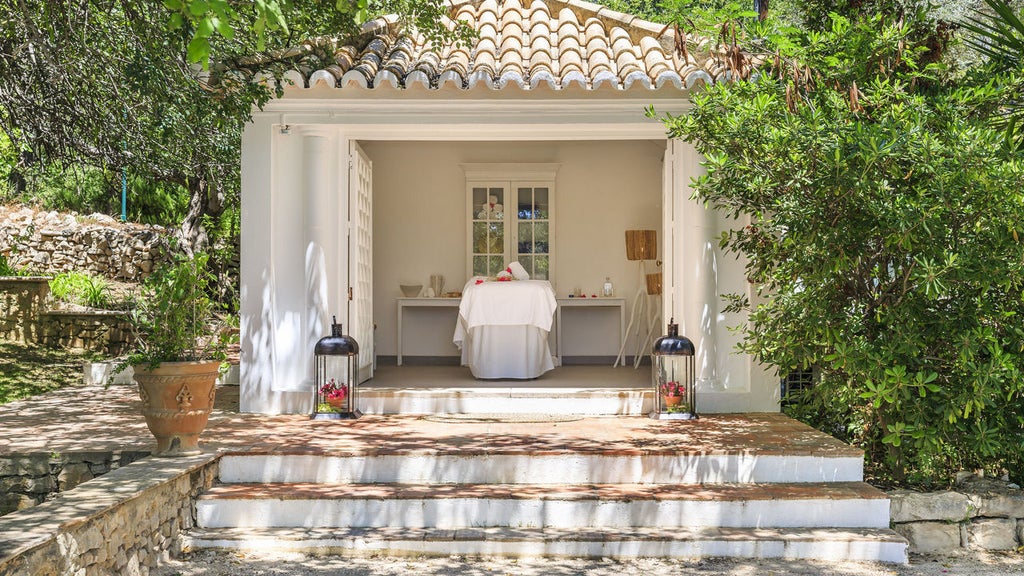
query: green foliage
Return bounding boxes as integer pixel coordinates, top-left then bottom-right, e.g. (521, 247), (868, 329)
(163, 0), (474, 66)
(0, 0), (470, 302)
(49, 272), (111, 309)
(961, 0), (1024, 149)
(127, 253), (227, 367)
(0, 254), (27, 277)
(661, 7), (1024, 485)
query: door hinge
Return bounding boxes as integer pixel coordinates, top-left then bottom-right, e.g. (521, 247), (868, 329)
(348, 286), (353, 301)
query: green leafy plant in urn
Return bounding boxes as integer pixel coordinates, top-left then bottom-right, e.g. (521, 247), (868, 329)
(125, 253), (226, 457)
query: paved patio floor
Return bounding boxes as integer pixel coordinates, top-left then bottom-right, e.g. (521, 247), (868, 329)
(0, 382), (857, 459)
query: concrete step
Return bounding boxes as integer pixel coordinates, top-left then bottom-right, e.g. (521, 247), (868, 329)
(195, 482), (891, 530)
(183, 525), (908, 563)
(361, 387), (649, 415)
(357, 387), (651, 415)
(218, 451), (864, 485)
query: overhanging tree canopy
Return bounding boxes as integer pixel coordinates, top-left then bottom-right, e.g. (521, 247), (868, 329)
(0, 0), (464, 256)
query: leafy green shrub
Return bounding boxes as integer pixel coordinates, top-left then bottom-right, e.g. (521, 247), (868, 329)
(663, 9), (1024, 486)
(49, 271), (110, 308)
(126, 253), (226, 368)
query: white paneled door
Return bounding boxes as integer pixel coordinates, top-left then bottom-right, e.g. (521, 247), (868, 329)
(349, 141), (374, 382)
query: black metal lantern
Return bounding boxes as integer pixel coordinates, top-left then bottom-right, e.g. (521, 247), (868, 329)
(651, 318), (697, 420)
(311, 316), (361, 420)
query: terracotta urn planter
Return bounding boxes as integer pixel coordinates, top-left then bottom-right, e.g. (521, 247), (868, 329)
(133, 360), (221, 457)
(663, 395), (682, 408)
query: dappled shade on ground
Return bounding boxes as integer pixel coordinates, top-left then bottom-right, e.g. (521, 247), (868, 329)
(0, 382), (859, 460)
(0, 340), (100, 404)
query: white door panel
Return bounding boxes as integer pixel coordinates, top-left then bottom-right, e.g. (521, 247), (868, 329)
(349, 141), (374, 382)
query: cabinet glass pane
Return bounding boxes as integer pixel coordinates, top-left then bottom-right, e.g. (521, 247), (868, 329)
(473, 255), (488, 277)
(533, 222), (549, 254)
(534, 188), (549, 219)
(534, 255), (549, 280)
(519, 256), (533, 277)
(487, 223), (504, 254)
(518, 187), (534, 220)
(473, 222), (487, 253)
(517, 221), (533, 254)
(472, 187), (488, 206)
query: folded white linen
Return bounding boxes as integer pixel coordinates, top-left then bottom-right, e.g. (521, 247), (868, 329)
(507, 261), (530, 280)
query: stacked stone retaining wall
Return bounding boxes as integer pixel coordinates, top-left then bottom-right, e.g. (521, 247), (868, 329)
(0, 455), (217, 576)
(890, 477), (1024, 553)
(38, 310), (134, 355)
(0, 278), (133, 355)
(0, 207), (171, 282)
(0, 277), (49, 343)
(0, 451), (149, 517)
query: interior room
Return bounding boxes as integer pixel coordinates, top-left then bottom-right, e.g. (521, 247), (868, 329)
(362, 139), (666, 384)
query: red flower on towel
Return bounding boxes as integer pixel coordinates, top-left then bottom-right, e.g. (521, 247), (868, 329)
(475, 279), (484, 285)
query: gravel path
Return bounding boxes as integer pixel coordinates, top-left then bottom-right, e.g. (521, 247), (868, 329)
(153, 550), (1024, 576)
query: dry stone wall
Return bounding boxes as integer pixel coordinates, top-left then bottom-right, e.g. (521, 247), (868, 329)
(0, 455), (217, 576)
(38, 310), (134, 355)
(0, 278), (133, 355)
(0, 206), (170, 282)
(890, 477), (1024, 553)
(0, 451), (149, 517)
(0, 277), (49, 342)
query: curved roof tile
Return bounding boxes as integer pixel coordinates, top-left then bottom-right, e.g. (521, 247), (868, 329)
(438, 69), (464, 88)
(560, 70), (587, 89)
(282, 0), (729, 93)
(309, 68), (337, 87)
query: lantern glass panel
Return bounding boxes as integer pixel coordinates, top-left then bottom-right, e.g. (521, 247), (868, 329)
(312, 352), (361, 420)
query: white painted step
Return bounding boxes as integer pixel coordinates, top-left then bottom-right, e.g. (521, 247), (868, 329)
(195, 482), (891, 530)
(218, 452), (864, 485)
(358, 387), (651, 415)
(183, 525), (909, 563)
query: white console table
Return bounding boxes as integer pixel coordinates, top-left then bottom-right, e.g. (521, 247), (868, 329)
(554, 297), (626, 363)
(396, 296), (626, 366)
(396, 297), (461, 365)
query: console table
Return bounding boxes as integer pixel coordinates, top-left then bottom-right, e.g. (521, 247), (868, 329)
(396, 297), (461, 365)
(396, 296), (626, 366)
(554, 297), (626, 364)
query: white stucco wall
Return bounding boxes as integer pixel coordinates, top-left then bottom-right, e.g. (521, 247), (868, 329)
(361, 140), (664, 360)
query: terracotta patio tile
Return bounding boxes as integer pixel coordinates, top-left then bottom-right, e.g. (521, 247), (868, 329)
(0, 384), (862, 461)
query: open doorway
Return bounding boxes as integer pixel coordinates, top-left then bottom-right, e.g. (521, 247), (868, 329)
(357, 139), (666, 381)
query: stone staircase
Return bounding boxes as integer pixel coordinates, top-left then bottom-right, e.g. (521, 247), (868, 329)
(184, 415), (908, 562)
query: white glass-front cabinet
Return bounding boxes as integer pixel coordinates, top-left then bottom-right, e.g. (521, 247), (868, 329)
(464, 164), (558, 281)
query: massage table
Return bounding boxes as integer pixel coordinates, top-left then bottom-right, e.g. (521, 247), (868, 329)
(452, 278), (557, 379)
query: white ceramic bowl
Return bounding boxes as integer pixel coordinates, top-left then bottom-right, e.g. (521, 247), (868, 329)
(400, 284), (422, 297)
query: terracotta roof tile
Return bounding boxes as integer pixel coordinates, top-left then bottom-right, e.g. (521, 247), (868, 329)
(281, 0), (735, 91)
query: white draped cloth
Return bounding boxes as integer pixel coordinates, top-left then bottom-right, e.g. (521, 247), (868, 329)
(453, 279), (557, 379)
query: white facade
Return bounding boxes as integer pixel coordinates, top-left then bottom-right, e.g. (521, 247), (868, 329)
(239, 90), (779, 414)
